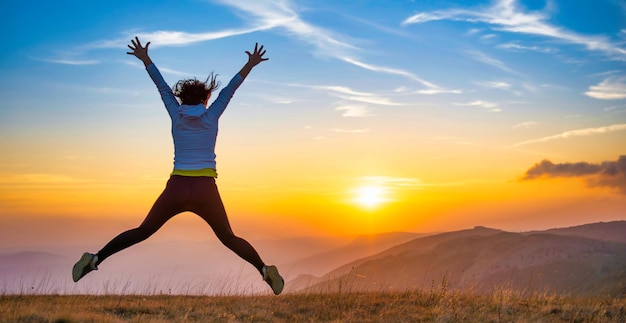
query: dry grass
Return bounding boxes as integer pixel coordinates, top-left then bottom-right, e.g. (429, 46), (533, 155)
(1, 289), (625, 323)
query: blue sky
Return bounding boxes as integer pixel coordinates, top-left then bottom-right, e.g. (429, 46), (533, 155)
(1, 0), (625, 239)
(3, 0), (625, 138)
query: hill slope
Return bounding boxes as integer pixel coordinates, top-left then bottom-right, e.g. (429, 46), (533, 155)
(293, 224), (626, 297)
(280, 231), (425, 279)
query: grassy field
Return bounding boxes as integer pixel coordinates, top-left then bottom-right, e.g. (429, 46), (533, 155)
(1, 290), (625, 322)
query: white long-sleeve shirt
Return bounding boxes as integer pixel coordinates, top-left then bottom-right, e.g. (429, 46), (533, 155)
(146, 63), (244, 172)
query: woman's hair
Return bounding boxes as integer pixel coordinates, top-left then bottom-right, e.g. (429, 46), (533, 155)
(173, 73), (220, 105)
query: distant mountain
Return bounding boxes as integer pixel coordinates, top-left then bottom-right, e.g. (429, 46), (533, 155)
(291, 226), (626, 297)
(280, 232), (426, 280)
(0, 251), (71, 270)
(0, 251), (75, 294)
(3, 222), (625, 296)
(530, 221), (626, 244)
(252, 236), (352, 266)
(0, 235), (379, 295)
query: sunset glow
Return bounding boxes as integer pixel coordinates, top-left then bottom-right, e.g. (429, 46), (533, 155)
(353, 185), (388, 209)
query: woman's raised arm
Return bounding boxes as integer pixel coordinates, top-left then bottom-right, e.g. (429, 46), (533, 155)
(238, 43), (268, 80)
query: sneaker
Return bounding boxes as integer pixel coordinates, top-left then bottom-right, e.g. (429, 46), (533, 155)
(262, 265), (284, 295)
(72, 252), (98, 282)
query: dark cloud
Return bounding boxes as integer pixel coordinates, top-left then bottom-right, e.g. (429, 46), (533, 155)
(522, 155), (626, 194)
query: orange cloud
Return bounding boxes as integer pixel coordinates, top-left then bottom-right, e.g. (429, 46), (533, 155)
(522, 155), (626, 194)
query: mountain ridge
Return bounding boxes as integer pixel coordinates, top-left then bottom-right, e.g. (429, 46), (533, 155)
(288, 222), (626, 297)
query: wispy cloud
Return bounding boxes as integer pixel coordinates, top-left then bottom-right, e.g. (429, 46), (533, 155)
(49, 29), (254, 67)
(296, 84), (405, 107)
(402, 0), (626, 60)
(337, 57), (461, 94)
(334, 11), (414, 39)
(32, 57), (100, 65)
(589, 70), (623, 78)
(416, 88), (464, 95)
(49, 82), (139, 95)
(603, 103), (626, 113)
(474, 80), (522, 95)
(465, 28), (482, 36)
(497, 42), (557, 54)
(511, 123), (626, 147)
(124, 60), (193, 77)
(480, 34), (498, 41)
(336, 95), (404, 106)
(214, 0), (357, 59)
(454, 100), (501, 112)
(260, 95), (294, 104)
(305, 85), (379, 97)
(521, 155), (626, 194)
(331, 128), (370, 134)
(358, 176), (423, 189)
(88, 27), (274, 49)
(335, 105), (375, 117)
(357, 175), (495, 189)
(158, 67), (194, 77)
(476, 81), (510, 89)
(465, 50), (522, 76)
(513, 121), (539, 129)
(584, 77), (626, 100)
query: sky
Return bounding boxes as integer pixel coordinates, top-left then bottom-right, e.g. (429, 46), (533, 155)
(1, 0), (625, 250)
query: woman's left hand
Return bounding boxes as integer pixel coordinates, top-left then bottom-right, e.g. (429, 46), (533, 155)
(245, 43), (268, 66)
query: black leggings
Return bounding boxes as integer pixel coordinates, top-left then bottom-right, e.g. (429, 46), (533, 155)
(96, 175), (265, 274)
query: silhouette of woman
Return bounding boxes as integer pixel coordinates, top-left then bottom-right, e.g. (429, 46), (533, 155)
(72, 37), (284, 295)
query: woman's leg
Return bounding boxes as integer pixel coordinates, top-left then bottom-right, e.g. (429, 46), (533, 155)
(95, 176), (188, 266)
(191, 177), (266, 274)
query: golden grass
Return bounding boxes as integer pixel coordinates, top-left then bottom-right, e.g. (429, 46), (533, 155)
(1, 290), (625, 323)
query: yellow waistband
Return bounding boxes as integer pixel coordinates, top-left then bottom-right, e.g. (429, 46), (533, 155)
(171, 168), (218, 177)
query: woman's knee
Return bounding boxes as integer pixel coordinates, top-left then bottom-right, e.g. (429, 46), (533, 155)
(216, 231), (240, 245)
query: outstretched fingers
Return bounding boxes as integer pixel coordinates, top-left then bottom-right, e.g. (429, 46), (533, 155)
(126, 44), (135, 55)
(127, 37), (149, 53)
(255, 43), (267, 56)
(126, 37), (152, 66)
(132, 36), (141, 48)
(256, 43), (266, 56)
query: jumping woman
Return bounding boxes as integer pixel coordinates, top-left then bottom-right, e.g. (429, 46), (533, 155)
(72, 37), (284, 295)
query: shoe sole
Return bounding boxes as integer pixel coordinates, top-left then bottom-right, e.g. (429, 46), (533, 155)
(265, 265), (284, 295)
(72, 253), (92, 282)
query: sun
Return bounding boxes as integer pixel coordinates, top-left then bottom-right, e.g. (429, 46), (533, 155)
(352, 185), (388, 209)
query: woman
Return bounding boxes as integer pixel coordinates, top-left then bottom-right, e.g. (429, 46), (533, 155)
(72, 37), (284, 295)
